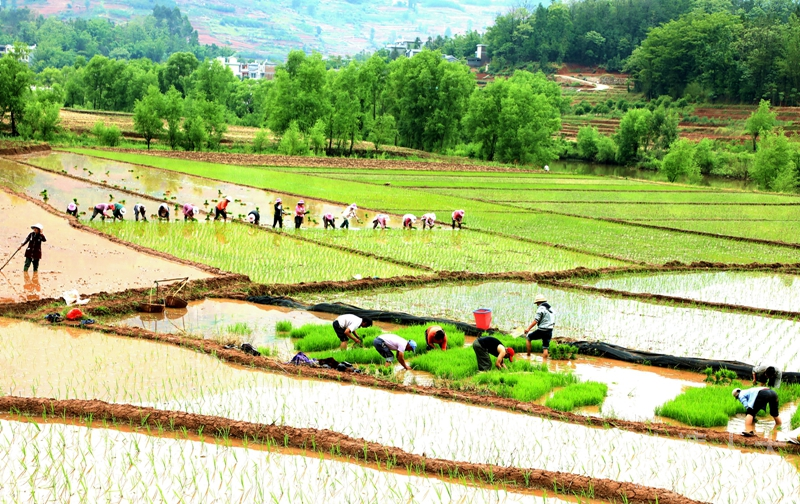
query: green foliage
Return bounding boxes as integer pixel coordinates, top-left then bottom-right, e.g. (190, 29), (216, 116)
(545, 382), (608, 412)
(0, 48), (34, 136)
(576, 126), (599, 160)
(18, 96), (61, 140)
(161, 87), (184, 150)
(615, 108), (651, 163)
(745, 100), (777, 151)
(472, 366), (578, 402)
(655, 384), (743, 427)
(293, 324), (382, 353)
(703, 367), (738, 385)
(410, 346), (479, 380)
(308, 119), (327, 155)
(90, 122), (122, 147)
(548, 342), (578, 360)
(693, 138), (716, 174)
(267, 51), (329, 134)
(661, 139), (700, 183)
(132, 85), (164, 150)
(368, 114), (397, 151)
(595, 135), (617, 163)
(309, 348), (386, 365)
(751, 131), (798, 192)
(277, 120), (309, 156)
(251, 129), (271, 153)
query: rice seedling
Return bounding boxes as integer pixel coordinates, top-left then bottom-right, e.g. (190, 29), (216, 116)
(409, 347), (479, 380)
(225, 322), (253, 337)
(654, 385), (744, 427)
(545, 382), (608, 412)
(275, 321), (293, 333)
(293, 324), (382, 353)
(472, 367), (579, 403)
(308, 347), (386, 365)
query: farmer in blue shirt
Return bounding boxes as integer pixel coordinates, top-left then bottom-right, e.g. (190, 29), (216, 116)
(733, 387), (782, 437)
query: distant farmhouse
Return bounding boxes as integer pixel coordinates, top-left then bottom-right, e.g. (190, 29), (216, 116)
(385, 40), (488, 68)
(216, 57), (277, 80)
(0, 44), (37, 63)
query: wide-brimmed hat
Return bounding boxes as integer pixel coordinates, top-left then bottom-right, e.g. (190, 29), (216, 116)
(408, 340), (417, 353)
(31, 223), (43, 231)
(298, 200), (305, 205)
(534, 294), (547, 304)
(247, 214), (256, 223)
(119, 207), (127, 215)
(275, 198), (282, 203)
(67, 203), (77, 211)
(192, 207), (200, 215)
(224, 196), (232, 202)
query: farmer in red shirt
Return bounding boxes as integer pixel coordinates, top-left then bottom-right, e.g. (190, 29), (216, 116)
(425, 325), (447, 351)
(214, 196), (232, 221)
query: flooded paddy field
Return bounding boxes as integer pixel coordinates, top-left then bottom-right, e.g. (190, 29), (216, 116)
(1, 318), (797, 503)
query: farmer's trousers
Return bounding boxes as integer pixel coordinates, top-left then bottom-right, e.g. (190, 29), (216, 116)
(90, 208), (105, 221)
(473, 339), (493, 371)
(340, 218), (349, 229)
(214, 208), (227, 221)
(294, 216), (303, 229)
(24, 257), (39, 272)
(273, 215), (283, 228)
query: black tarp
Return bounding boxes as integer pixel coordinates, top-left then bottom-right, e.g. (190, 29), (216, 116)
(248, 295), (800, 383)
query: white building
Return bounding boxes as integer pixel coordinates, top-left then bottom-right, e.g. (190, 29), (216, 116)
(0, 44), (36, 63)
(216, 56), (276, 80)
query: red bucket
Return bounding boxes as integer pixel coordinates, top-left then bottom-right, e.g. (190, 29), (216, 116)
(473, 308), (492, 330)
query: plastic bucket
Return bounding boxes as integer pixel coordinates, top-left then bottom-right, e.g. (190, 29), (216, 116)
(473, 308), (492, 330)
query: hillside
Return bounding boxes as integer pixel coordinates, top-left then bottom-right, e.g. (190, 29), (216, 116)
(21, 0), (518, 59)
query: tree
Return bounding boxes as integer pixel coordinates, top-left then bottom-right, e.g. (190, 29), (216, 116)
(133, 85), (164, 150)
(751, 131), (797, 191)
(576, 126), (600, 160)
(615, 108), (652, 163)
(368, 114), (397, 151)
(18, 97), (61, 141)
(278, 120), (308, 156)
(267, 51), (329, 134)
(693, 138), (716, 174)
(158, 52), (199, 96)
(660, 139), (700, 183)
(0, 47), (34, 136)
(745, 99), (777, 151)
(161, 86), (184, 150)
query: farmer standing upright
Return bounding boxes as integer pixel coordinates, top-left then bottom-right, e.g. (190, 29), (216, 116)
(525, 294), (555, 359)
(273, 198), (289, 228)
(294, 200), (308, 229)
(340, 204), (360, 229)
(22, 224), (46, 272)
(472, 335), (515, 371)
(215, 196), (232, 221)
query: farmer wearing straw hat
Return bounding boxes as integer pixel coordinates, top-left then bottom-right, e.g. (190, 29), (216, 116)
(247, 209), (260, 225)
(215, 196), (232, 221)
(753, 363), (782, 389)
(372, 214), (389, 229)
(402, 214), (417, 229)
(66, 202), (78, 217)
(90, 203), (114, 221)
(183, 203), (199, 221)
(112, 203), (126, 221)
(273, 198), (289, 228)
(157, 203), (170, 221)
(373, 334), (417, 370)
(323, 213), (336, 229)
(525, 294), (555, 359)
(473, 335), (514, 371)
(133, 203), (147, 222)
(22, 224), (46, 272)
(451, 209), (465, 229)
(733, 387), (782, 437)
(294, 200), (309, 229)
(340, 203), (360, 229)
(424, 325), (447, 351)
(421, 213), (436, 230)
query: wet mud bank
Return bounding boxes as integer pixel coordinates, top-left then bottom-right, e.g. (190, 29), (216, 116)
(0, 144), (50, 156)
(0, 396), (705, 504)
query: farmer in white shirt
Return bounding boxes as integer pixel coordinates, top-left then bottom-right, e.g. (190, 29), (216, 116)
(421, 213), (436, 230)
(340, 204), (360, 229)
(525, 294), (555, 359)
(402, 214), (417, 229)
(733, 387), (782, 437)
(332, 314), (373, 350)
(752, 363), (782, 389)
(373, 333), (417, 370)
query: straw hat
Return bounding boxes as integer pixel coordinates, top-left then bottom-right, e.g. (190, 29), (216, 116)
(192, 207), (200, 215)
(298, 200), (305, 205)
(224, 196), (232, 202)
(67, 203), (77, 211)
(31, 223), (43, 231)
(247, 214), (256, 223)
(119, 207), (127, 215)
(275, 198), (282, 203)
(534, 294), (547, 304)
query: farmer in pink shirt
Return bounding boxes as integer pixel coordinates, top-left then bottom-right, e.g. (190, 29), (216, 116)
(323, 213), (336, 229)
(372, 214), (389, 229)
(421, 213), (436, 230)
(452, 209), (465, 229)
(294, 200), (309, 229)
(183, 203), (199, 221)
(90, 203), (114, 221)
(402, 214), (417, 229)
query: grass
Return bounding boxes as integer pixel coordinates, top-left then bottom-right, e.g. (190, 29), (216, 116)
(545, 382), (608, 412)
(409, 347), (480, 380)
(275, 320), (293, 334)
(471, 365), (579, 402)
(654, 385), (743, 427)
(308, 347), (386, 365)
(225, 322), (253, 337)
(293, 325), (383, 353)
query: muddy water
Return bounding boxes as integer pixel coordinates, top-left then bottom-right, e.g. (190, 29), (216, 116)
(0, 157), (164, 215)
(302, 281), (800, 369)
(0, 419), (565, 504)
(0, 192), (212, 303)
(584, 270), (800, 312)
(27, 152), (374, 228)
(1, 319), (797, 503)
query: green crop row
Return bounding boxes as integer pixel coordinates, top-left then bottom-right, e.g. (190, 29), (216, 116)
(525, 202), (800, 222)
(545, 382), (608, 412)
(643, 220), (800, 245)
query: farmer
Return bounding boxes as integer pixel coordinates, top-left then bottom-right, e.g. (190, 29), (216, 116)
(183, 203), (199, 221)
(373, 334), (417, 370)
(66, 202), (78, 217)
(90, 203), (114, 221)
(133, 203), (147, 222)
(112, 203), (126, 221)
(215, 196), (232, 221)
(247, 209), (260, 225)
(452, 209), (465, 229)
(753, 363), (782, 389)
(544, 165), (550, 172)
(157, 203), (170, 221)
(402, 214), (417, 229)
(323, 213), (336, 229)
(22, 224), (46, 273)
(332, 314), (373, 350)
(340, 204), (360, 229)
(273, 198), (289, 228)
(525, 294), (555, 359)
(472, 335), (515, 371)
(421, 213), (436, 230)
(294, 200), (308, 229)
(424, 325), (447, 351)
(733, 387), (782, 436)
(372, 214), (389, 229)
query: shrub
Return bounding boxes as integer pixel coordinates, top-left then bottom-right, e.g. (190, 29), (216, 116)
(577, 126), (600, 160)
(545, 381), (607, 412)
(593, 103), (610, 114)
(91, 122), (122, 147)
(616, 99), (630, 112)
(252, 129), (271, 153)
(654, 385), (744, 427)
(278, 120), (309, 156)
(595, 135), (617, 163)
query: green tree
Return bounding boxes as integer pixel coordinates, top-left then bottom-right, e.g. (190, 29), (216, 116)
(161, 86), (184, 150)
(745, 99), (777, 151)
(368, 114), (397, 151)
(615, 108), (652, 163)
(595, 135), (617, 163)
(308, 119), (327, 155)
(267, 51), (329, 134)
(693, 138), (716, 174)
(278, 120), (308, 156)
(660, 139), (700, 183)
(18, 97), (61, 141)
(0, 47), (34, 136)
(158, 52), (199, 97)
(576, 126), (600, 160)
(751, 131), (796, 191)
(133, 85), (165, 150)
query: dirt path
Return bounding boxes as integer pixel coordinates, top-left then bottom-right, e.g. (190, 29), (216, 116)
(557, 74), (611, 91)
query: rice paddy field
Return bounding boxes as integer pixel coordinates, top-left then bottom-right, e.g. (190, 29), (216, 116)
(0, 146), (799, 502)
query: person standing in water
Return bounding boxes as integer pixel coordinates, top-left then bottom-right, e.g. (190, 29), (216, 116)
(133, 203), (147, 222)
(215, 196), (232, 221)
(372, 214), (389, 229)
(733, 387), (782, 437)
(112, 203), (126, 221)
(22, 224), (46, 273)
(332, 314), (373, 350)
(753, 363), (782, 389)
(157, 203), (170, 221)
(452, 209), (465, 229)
(66, 202), (79, 217)
(294, 200), (308, 229)
(273, 198), (289, 228)
(472, 335), (515, 371)
(247, 209), (260, 225)
(402, 214), (417, 229)
(421, 213), (436, 230)
(183, 204), (199, 221)
(424, 325), (447, 351)
(90, 203), (114, 221)
(323, 213), (336, 229)
(525, 294), (555, 359)
(340, 204), (360, 229)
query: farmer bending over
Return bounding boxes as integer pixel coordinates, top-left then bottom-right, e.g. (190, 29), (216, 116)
(340, 204), (360, 229)
(733, 387), (782, 437)
(372, 214), (389, 229)
(133, 204), (147, 222)
(373, 334), (417, 370)
(90, 203), (114, 221)
(215, 196), (232, 221)
(402, 214), (417, 229)
(112, 203), (126, 221)
(473, 336), (515, 371)
(248, 209), (260, 225)
(157, 203), (170, 221)
(22, 224), (46, 273)
(421, 213), (436, 230)
(183, 204), (199, 221)
(332, 314), (373, 350)
(525, 294), (555, 359)
(452, 210), (465, 229)
(753, 363), (782, 389)
(425, 325), (447, 351)
(323, 213), (336, 229)
(66, 202), (78, 217)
